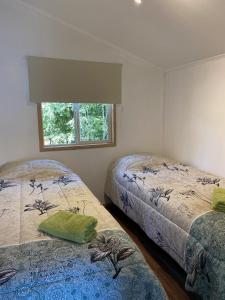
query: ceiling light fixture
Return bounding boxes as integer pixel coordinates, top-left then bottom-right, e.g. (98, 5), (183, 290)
(134, 0), (142, 5)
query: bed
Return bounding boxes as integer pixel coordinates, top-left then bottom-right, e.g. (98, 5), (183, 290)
(105, 154), (225, 300)
(0, 159), (167, 300)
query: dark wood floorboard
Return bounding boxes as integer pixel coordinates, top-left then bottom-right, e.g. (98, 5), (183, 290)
(106, 203), (198, 300)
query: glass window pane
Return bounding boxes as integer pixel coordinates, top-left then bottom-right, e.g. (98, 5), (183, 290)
(79, 103), (110, 142)
(41, 103), (76, 146)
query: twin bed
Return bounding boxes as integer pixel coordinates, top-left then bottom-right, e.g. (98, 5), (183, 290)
(0, 159), (167, 300)
(106, 154), (225, 300)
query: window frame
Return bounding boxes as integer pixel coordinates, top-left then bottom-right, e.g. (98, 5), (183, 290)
(37, 103), (116, 152)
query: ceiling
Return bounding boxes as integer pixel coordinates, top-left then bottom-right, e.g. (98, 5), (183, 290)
(20, 0), (225, 68)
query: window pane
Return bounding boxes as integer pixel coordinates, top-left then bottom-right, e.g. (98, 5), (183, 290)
(41, 103), (76, 146)
(40, 102), (114, 150)
(79, 103), (110, 142)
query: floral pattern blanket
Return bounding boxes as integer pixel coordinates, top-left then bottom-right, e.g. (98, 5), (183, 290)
(0, 159), (167, 300)
(105, 154), (225, 300)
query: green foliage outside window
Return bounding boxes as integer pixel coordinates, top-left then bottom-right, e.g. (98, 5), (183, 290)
(79, 103), (109, 141)
(42, 103), (110, 146)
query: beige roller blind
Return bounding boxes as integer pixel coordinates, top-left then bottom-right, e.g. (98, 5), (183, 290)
(27, 56), (122, 104)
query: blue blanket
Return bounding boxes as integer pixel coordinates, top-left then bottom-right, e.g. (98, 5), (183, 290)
(0, 230), (167, 300)
(185, 211), (225, 300)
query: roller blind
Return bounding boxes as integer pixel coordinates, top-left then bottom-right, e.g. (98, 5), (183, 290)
(27, 56), (122, 104)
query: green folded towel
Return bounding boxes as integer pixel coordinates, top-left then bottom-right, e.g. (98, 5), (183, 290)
(212, 188), (225, 213)
(38, 211), (97, 244)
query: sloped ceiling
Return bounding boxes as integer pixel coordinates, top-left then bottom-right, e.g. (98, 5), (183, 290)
(20, 0), (225, 68)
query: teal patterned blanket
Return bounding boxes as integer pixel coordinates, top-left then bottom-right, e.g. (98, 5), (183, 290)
(185, 211), (225, 300)
(0, 159), (168, 300)
(0, 230), (167, 300)
(106, 154), (225, 300)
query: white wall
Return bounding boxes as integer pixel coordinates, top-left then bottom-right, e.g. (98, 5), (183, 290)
(0, 0), (164, 201)
(164, 56), (225, 177)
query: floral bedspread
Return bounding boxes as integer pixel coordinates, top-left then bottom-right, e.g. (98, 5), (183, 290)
(105, 154), (225, 300)
(0, 159), (167, 300)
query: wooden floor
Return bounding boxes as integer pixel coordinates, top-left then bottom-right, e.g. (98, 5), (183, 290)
(106, 204), (197, 300)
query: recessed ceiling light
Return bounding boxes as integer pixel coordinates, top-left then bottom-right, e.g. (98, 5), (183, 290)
(134, 0), (142, 5)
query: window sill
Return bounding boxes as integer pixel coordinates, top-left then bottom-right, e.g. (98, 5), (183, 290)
(39, 142), (116, 152)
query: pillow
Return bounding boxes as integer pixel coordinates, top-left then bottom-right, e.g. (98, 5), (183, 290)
(0, 159), (72, 180)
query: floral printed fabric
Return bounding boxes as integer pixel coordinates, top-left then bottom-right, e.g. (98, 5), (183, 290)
(185, 211), (225, 300)
(0, 159), (120, 246)
(0, 159), (167, 300)
(0, 230), (168, 300)
(105, 154), (225, 300)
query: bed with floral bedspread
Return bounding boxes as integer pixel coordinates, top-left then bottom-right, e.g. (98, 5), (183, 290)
(0, 159), (168, 300)
(105, 154), (225, 300)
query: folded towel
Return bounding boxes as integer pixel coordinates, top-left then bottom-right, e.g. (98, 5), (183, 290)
(212, 188), (225, 213)
(38, 211), (97, 244)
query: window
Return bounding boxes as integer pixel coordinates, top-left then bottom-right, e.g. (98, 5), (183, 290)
(37, 103), (115, 151)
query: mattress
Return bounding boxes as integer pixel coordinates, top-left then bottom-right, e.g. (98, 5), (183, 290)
(0, 159), (168, 300)
(105, 154), (225, 300)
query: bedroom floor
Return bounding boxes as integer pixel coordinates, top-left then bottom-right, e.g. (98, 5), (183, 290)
(106, 203), (196, 300)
